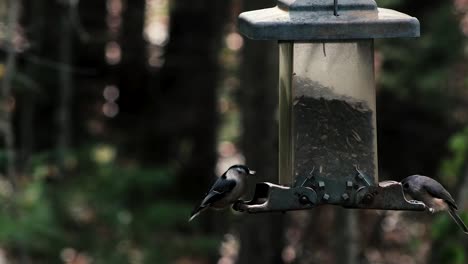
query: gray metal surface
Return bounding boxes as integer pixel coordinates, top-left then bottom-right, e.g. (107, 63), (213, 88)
(238, 0), (419, 40)
(277, 0), (376, 11)
(233, 180), (426, 213)
(351, 181), (426, 210)
(233, 182), (318, 213)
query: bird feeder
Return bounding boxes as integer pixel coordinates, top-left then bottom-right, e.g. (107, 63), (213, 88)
(235, 0), (427, 213)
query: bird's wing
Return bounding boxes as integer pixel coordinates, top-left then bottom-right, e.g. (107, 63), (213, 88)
(423, 184), (458, 210)
(200, 178), (237, 207)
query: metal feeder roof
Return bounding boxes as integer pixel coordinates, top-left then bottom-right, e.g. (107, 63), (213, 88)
(238, 0), (420, 40)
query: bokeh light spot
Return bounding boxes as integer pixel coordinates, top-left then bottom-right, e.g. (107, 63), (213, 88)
(105, 41), (121, 65)
(103, 85), (120, 102)
(102, 101), (119, 118)
(225, 33), (243, 51)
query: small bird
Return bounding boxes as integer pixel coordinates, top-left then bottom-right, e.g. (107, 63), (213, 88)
(189, 164), (256, 222)
(401, 175), (468, 234)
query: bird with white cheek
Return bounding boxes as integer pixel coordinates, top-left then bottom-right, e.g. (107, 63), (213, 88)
(189, 164), (256, 222)
(401, 175), (468, 234)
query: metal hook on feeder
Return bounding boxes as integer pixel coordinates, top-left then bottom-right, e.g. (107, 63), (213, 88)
(300, 166), (315, 187)
(334, 0), (339, 16)
(354, 165), (373, 187)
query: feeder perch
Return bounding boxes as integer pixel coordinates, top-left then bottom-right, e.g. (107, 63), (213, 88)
(234, 0), (426, 213)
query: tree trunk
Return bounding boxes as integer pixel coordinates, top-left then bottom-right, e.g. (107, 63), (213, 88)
(1, 0), (20, 188)
(335, 208), (359, 264)
(2, 2), (31, 263)
(237, 1), (284, 263)
(56, 1), (74, 175)
(158, 0), (228, 201)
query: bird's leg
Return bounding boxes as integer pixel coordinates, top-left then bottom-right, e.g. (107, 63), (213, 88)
(334, 0), (339, 16)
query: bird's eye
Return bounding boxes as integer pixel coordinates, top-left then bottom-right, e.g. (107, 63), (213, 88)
(236, 168), (246, 174)
(403, 183), (409, 189)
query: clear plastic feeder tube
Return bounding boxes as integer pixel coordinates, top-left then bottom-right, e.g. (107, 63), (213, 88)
(278, 40), (378, 186)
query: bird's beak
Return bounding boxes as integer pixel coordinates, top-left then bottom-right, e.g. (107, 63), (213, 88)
(249, 170), (256, 175)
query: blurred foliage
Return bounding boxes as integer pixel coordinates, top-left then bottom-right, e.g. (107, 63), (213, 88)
(376, 0), (468, 263)
(377, 1), (464, 113)
(440, 126), (468, 182)
(433, 126), (468, 263)
(432, 214), (466, 264)
(432, 212), (468, 240)
(0, 145), (219, 263)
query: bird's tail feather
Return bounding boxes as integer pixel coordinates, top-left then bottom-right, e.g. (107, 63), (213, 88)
(448, 207), (468, 234)
(188, 206), (206, 222)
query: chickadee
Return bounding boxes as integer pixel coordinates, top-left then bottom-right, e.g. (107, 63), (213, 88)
(189, 164), (256, 222)
(401, 175), (468, 234)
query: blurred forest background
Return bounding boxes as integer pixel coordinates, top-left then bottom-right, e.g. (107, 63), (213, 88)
(0, 0), (466, 263)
